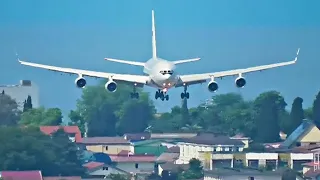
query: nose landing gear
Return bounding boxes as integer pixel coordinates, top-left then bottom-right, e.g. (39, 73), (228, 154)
(155, 89), (169, 101)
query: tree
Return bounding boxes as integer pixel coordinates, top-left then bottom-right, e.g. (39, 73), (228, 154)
(313, 91), (320, 128)
(286, 97), (304, 135)
(0, 126), (85, 176)
(1, 90), (4, 94)
(20, 107), (63, 126)
(68, 110), (86, 135)
(281, 168), (297, 180)
(0, 93), (20, 126)
(253, 91), (286, 143)
(304, 107), (313, 120)
(116, 93), (155, 135)
(106, 174), (132, 180)
(179, 158), (203, 179)
(72, 81), (155, 136)
(23, 95), (33, 112)
(181, 98), (190, 125)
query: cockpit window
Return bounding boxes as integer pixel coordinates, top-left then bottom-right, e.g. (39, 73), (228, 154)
(160, 70), (174, 75)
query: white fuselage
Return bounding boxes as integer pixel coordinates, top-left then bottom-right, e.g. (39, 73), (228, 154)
(143, 57), (179, 90)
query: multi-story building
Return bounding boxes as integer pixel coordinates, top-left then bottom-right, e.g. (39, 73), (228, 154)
(0, 80), (39, 110)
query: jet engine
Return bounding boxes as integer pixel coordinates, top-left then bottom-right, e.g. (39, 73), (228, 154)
(75, 77), (86, 88)
(207, 80), (219, 92)
(235, 76), (246, 88)
(105, 80), (117, 92)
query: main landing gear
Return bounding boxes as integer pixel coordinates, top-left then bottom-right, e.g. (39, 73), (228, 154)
(155, 89), (169, 101)
(130, 85), (139, 99)
(181, 85), (190, 99)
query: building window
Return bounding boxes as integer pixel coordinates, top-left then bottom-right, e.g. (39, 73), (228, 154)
(135, 163), (139, 169)
(103, 167), (108, 170)
(213, 147), (217, 152)
(105, 146), (108, 151)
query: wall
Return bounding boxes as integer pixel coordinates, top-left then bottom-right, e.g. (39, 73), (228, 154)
(86, 144), (134, 154)
(89, 167), (126, 177)
(116, 162), (155, 174)
(299, 126), (320, 143)
(177, 143), (243, 164)
(0, 81), (39, 110)
(204, 175), (283, 180)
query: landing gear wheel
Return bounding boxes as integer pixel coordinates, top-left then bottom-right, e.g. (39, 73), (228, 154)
(155, 91), (159, 100)
(180, 92), (190, 99)
(165, 95), (169, 101)
(185, 92), (189, 99)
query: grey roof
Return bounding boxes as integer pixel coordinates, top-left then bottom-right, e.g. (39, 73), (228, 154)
(182, 133), (245, 146)
(156, 152), (179, 163)
(81, 137), (131, 145)
(166, 146), (180, 153)
(282, 119), (315, 148)
(160, 162), (189, 172)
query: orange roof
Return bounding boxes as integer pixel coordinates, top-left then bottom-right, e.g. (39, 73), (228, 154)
(40, 126), (82, 142)
(83, 161), (104, 170)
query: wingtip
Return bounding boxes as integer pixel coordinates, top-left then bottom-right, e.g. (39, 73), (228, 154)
(295, 48), (300, 62)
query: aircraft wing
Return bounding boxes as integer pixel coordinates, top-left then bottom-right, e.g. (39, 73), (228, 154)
(177, 48), (299, 87)
(18, 60), (149, 87)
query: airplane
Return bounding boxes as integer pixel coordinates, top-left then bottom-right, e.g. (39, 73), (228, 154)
(18, 10), (300, 101)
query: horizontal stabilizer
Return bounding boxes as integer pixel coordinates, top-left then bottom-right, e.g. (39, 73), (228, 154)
(104, 58), (145, 67)
(173, 58), (201, 65)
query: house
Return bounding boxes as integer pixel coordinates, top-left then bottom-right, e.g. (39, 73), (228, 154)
(158, 162), (189, 177)
(43, 177), (81, 180)
(282, 119), (320, 148)
(83, 161), (130, 178)
(81, 137), (134, 154)
(203, 168), (303, 180)
(176, 133), (245, 164)
(40, 126), (82, 143)
(0, 170), (43, 180)
(123, 133), (151, 141)
(157, 146), (180, 164)
(133, 139), (168, 156)
(109, 150), (157, 175)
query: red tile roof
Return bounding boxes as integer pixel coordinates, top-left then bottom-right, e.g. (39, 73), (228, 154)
(40, 126), (82, 142)
(109, 155), (156, 163)
(43, 177), (81, 180)
(83, 161), (104, 170)
(1, 170), (43, 180)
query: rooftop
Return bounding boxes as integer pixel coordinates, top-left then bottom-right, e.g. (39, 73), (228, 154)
(281, 119), (316, 148)
(182, 133), (245, 146)
(40, 126), (82, 142)
(0, 170), (42, 180)
(81, 137), (131, 145)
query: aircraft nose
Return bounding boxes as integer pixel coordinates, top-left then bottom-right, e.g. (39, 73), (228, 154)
(163, 74), (171, 79)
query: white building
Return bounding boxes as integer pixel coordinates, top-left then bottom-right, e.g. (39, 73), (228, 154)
(0, 80), (39, 110)
(176, 133), (245, 164)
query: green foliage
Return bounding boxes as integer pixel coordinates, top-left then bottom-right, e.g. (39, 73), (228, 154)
(70, 82), (155, 136)
(0, 93), (21, 126)
(23, 95), (33, 112)
(287, 97), (304, 135)
(281, 168), (297, 180)
(253, 91), (285, 143)
(19, 107), (63, 126)
(0, 126), (85, 176)
(313, 91), (320, 128)
(179, 158), (203, 179)
(106, 173), (132, 180)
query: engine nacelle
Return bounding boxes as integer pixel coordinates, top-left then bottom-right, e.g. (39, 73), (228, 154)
(235, 77), (246, 88)
(75, 77), (86, 88)
(207, 81), (219, 92)
(105, 80), (117, 92)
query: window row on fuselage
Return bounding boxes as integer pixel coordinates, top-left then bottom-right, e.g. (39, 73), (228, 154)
(160, 70), (173, 75)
